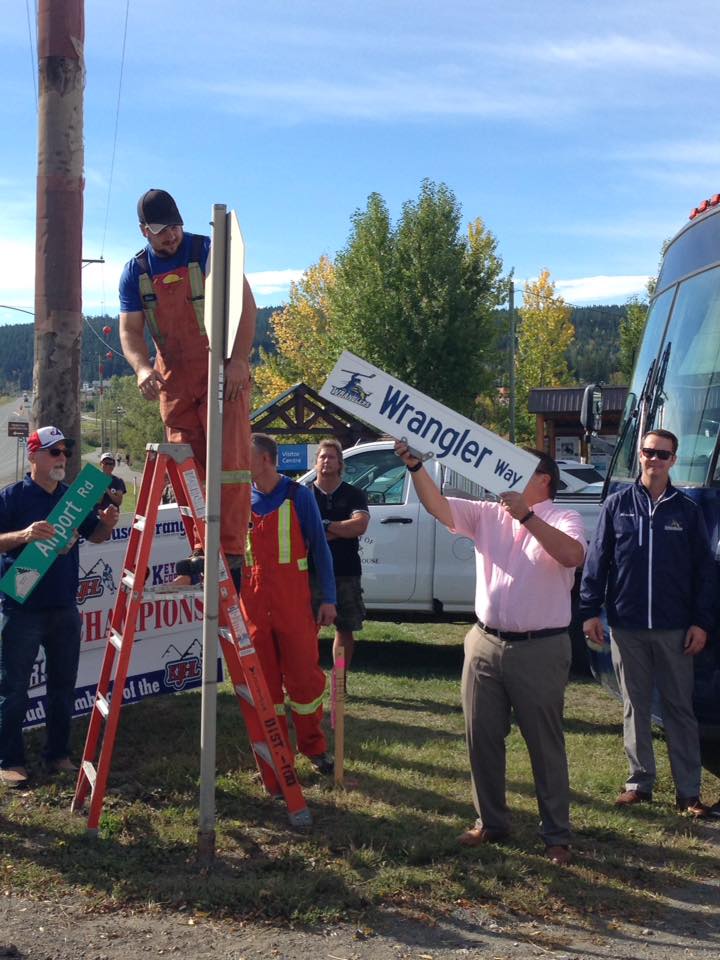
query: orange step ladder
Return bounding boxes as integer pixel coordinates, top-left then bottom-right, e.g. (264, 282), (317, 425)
(71, 442), (312, 831)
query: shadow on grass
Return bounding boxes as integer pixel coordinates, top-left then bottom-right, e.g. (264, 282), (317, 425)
(4, 643), (719, 935)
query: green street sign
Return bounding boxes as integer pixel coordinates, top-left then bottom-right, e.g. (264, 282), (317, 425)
(0, 464), (111, 604)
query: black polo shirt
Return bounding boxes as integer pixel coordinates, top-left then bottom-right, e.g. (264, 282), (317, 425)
(310, 481), (368, 577)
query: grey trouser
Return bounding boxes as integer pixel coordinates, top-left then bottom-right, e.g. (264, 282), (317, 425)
(610, 626), (702, 799)
(461, 623), (572, 846)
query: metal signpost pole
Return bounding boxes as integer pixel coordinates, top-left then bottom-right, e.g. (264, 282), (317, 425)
(198, 204), (228, 865)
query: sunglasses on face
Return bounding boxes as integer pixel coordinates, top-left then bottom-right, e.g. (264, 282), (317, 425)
(641, 447), (673, 461)
(46, 447), (71, 458)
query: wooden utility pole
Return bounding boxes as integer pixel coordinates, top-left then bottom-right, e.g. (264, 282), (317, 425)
(34, 0), (85, 481)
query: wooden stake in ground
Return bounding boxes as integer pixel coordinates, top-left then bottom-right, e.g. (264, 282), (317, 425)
(332, 645), (346, 787)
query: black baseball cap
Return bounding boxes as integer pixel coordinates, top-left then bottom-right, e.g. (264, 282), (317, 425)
(137, 189), (183, 235)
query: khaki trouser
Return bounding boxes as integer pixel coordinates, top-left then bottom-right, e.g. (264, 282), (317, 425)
(461, 623), (572, 846)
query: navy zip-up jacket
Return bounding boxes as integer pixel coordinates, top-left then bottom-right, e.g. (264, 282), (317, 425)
(579, 479), (716, 631)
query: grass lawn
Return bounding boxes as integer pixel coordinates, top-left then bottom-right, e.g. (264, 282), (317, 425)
(1, 621), (718, 928)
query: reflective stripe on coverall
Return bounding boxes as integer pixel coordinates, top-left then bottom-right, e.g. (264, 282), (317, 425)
(240, 490), (327, 758)
(137, 246), (250, 556)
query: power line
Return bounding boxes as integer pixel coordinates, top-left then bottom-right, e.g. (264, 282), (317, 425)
(100, 0), (131, 258)
(25, 0), (38, 111)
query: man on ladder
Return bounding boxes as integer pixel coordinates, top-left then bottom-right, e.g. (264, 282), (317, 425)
(242, 433), (337, 775)
(118, 189), (255, 589)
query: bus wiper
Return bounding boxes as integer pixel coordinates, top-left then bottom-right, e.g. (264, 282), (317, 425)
(647, 342), (671, 430)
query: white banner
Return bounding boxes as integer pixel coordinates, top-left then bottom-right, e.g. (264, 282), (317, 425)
(320, 352), (538, 495)
(23, 504), (221, 729)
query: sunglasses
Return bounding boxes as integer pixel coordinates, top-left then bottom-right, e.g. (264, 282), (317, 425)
(640, 447), (673, 461)
(46, 447), (71, 458)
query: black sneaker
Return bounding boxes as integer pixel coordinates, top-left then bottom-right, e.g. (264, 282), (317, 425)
(309, 753), (334, 775)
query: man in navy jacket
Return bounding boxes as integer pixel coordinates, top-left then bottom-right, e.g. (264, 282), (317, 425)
(581, 429), (715, 818)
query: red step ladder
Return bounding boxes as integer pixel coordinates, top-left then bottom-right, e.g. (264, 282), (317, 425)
(71, 442), (311, 831)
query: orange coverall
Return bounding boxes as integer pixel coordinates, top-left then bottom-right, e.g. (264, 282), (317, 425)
(142, 257), (250, 556)
(240, 490), (327, 759)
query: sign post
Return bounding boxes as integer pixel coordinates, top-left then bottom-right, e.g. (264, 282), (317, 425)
(8, 421), (30, 482)
(198, 205), (246, 866)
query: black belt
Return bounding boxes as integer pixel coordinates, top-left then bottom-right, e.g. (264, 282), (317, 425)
(477, 621), (566, 642)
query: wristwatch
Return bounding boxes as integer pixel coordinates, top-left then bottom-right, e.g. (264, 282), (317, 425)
(322, 518), (332, 530)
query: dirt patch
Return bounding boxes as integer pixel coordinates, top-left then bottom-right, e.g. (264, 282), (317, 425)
(2, 881), (719, 960)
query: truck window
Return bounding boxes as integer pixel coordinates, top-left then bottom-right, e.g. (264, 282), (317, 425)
(343, 449), (408, 505)
(441, 467), (496, 502)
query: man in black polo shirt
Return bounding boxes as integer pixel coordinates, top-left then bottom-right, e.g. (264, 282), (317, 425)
(0, 426), (119, 788)
(309, 439), (369, 668)
(99, 452), (127, 510)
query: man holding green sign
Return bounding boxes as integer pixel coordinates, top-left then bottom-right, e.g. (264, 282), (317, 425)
(0, 427), (119, 788)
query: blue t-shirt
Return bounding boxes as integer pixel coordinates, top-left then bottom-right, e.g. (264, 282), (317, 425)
(251, 476), (337, 605)
(0, 475), (101, 611)
(118, 232), (210, 313)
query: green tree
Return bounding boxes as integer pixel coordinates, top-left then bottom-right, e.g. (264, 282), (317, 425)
(253, 256), (337, 404)
(104, 375), (164, 465)
(515, 270), (575, 443)
(331, 181), (506, 417)
(619, 297), (648, 381)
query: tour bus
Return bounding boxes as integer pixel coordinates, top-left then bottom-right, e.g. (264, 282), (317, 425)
(589, 192), (720, 771)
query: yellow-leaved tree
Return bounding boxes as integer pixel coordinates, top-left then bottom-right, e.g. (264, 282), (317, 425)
(253, 256), (339, 405)
(515, 269), (575, 443)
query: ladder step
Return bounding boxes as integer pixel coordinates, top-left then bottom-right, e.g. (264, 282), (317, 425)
(96, 693), (110, 718)
(234, 683), (254, 705)
(252, 741), (277, 772)
(121, 571), (135, 590)
(178, 505), (193, 517)
(145, 584), (203, 599)
(81, 760), (97, 789)
(109, 629), (123, 651)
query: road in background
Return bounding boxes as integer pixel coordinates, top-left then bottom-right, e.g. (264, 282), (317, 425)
(0, 395), (31, 488)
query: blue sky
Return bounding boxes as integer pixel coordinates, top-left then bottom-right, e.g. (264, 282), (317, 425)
(1, 0), (719, 324)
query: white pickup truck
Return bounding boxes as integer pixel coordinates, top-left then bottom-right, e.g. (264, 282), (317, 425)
(300, 440), (602, 618)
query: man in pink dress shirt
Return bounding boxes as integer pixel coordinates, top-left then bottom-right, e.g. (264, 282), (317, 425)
(395, 441), (585, 865)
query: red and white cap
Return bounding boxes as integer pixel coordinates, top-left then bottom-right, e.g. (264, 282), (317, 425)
(26, 426), (74, 453)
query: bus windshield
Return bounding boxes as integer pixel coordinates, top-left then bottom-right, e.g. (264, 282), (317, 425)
(612, 264), (720, 485)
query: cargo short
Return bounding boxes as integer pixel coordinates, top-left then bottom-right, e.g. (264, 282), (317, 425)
(311, 575), (366, 632)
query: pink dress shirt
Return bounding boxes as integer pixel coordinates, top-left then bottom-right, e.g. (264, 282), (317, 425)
(448, 497), (586, 632)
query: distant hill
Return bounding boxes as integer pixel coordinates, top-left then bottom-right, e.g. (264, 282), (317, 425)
(0, 306), (280, 392)
(0, 303), (626, 392)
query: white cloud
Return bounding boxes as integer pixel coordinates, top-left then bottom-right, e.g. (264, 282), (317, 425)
(201, 76), (572, 122)
(246, 269), (303, 296)
(555, 275), (650, 303)
(529, 35), (719, 73)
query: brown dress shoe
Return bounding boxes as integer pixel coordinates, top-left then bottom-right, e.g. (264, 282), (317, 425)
(677, 797), (711, 819)
(457, 826), (509, 847)
(0, 766), (29, 787)
(615, 788), (652, 806)
(545, 844), (572, 865)
(47, 756), (77, 774)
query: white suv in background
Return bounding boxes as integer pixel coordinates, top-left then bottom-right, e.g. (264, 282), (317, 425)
(556, 460), (604, 493)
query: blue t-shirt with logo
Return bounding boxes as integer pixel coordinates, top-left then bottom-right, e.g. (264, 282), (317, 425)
(0, 475), (101, 611)
(118, 232), (210, 313)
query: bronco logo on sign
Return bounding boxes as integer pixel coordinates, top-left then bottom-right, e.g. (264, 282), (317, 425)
(163, 638), (203, 691)
(329, 369), (376, 408)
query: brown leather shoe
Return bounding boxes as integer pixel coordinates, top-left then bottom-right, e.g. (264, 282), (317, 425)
(545, 844), (572, 865)
(457, 826), (509, 847)
(677, 797), (711, 819)
(47, 756), (77, 774)
(615, 788), (652, 806)
(0, 766), (29, 788)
